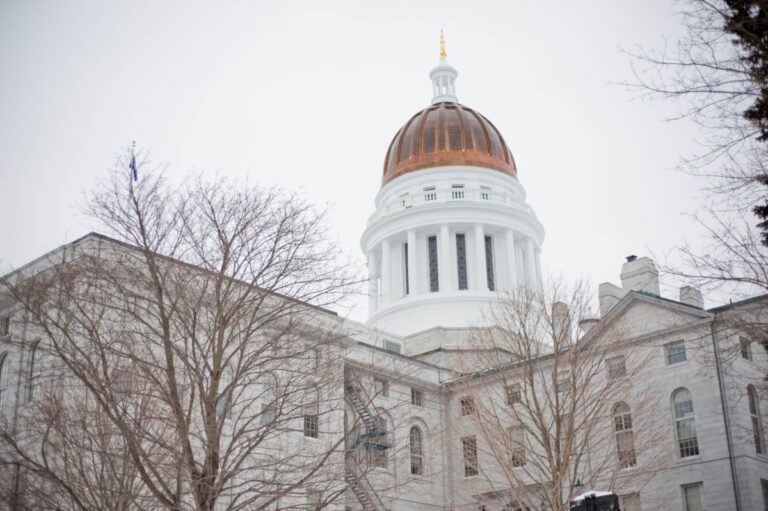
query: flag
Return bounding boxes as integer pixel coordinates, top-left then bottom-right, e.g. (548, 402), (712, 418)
(129, 149), (137, 181)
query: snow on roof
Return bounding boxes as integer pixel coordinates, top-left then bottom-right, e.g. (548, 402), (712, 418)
(572, 491), (614, 501)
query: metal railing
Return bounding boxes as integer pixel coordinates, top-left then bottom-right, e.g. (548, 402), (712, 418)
(344, 369), (388, 511)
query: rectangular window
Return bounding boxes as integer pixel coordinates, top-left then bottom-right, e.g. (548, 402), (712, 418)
(484, 235), (495, 291)
(462, 436), (478, 476)
(556, 372), (569, 394)
(411, 388), (423, 407)
(303, 414), (319, 438)
(682, 483), (703, 511)
(215, 393), (230, 419)
(312, 348), (321, 370)
(607, 355), (627, 380)
(741, 337), (753, 361)
(260, 403), (276, 427)
(403, 242), (410, 295)
(456, 234), (468, 290)
(383, 340), (401, 353)
(428, 235), (439, 292)
(451, 184), (465, 200)
(559, 414), (571, 447)
(423, 186), (437, 202)
(665, 340), (687, 365)
(506, 384), (521, 406)
(371, 442), (388, 468)
(508, 426), (526, 467)
(374, 377), (388, 397)
(0, 316), (9, 336)
(306, 489), (321, 510)
(677, 418), (700, 457)
(619, 493), (641, 511)
(761, 479), (768, 511)
(460, 395), (475, 416)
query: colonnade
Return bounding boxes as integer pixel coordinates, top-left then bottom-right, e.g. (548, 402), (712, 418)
(367, 223), (541, 313)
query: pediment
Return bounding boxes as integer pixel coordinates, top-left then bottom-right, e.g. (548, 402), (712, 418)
(590, 292), (712, 342)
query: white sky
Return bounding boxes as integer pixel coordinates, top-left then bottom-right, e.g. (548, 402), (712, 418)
(0, 1), (715, 319)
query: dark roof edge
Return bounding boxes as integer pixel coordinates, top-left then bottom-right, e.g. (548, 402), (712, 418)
(707, 293), (768, 312)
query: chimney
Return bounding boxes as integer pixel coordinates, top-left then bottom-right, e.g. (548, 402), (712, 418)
(679, 286), (704, 308)
(598, 282), (626, 317)
(620, 256), (660, 295)
(578, 317), (599, 336)
(552, 302), (572, 346)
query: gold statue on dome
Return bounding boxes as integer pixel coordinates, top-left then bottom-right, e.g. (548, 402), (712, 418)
(440, 30), (447, 58)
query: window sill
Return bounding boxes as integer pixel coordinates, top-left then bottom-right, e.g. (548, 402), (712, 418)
(676, 454), (701, 464)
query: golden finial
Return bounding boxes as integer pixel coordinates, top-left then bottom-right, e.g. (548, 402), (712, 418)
(440, 29), (447, 59)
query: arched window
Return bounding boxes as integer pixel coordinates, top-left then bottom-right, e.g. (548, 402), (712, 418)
(748, 385), (765, 454)
(26, 340), (40, 403)
(613, 402), (636, 468)
(410, 426), (424, 475)
(215, 364), (234, 419)
(0, 352), (8, 410)
(260, 373), (278, 427)
(672, 388), (699, 458)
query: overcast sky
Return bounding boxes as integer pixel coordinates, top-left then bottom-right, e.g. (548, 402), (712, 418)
(1, 1), (715, 319)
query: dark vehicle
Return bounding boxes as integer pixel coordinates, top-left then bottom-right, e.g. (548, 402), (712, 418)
(570, 492), (620, 511)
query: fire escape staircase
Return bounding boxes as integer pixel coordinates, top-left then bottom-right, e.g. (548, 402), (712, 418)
(344, 369), (389, 511)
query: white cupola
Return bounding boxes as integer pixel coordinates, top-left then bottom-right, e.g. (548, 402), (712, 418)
(429, 31), (459, 104)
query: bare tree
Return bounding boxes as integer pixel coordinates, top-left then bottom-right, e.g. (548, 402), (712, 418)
(453, 281), (666, 510)
(0, 151), (362, 510)
(625, 1), (768, 299)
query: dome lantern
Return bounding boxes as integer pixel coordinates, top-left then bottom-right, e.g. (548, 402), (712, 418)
(429, 31), (458, 104)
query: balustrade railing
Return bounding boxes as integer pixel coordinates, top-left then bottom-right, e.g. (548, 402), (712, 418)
(381, 187), (510, 214)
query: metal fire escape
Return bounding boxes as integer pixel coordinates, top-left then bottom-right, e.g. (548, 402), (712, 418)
(344, 369), (390, 511)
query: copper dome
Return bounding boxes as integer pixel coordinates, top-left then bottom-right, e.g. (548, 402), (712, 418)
(383, 102), (517, 185)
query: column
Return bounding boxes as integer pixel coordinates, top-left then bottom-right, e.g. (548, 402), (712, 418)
(524, 237), (536, 288)
(407, 230), (418, 295)
(505, 229), (518, 290)
(367, 250), (379, 313)
(438, 224), (452, 293)
(474, 224), (488, 291)
(534, 247), (543, 290)
(380, 239), (391, 305)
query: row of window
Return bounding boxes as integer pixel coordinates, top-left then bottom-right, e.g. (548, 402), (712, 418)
(373, 377), (425, 408)
(402, 232), (497, 295)
(457, 385), (766, 479)
(678, 479), (768, 511)
(661, 336), (760, 366)
(615, 484), (703, 511)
